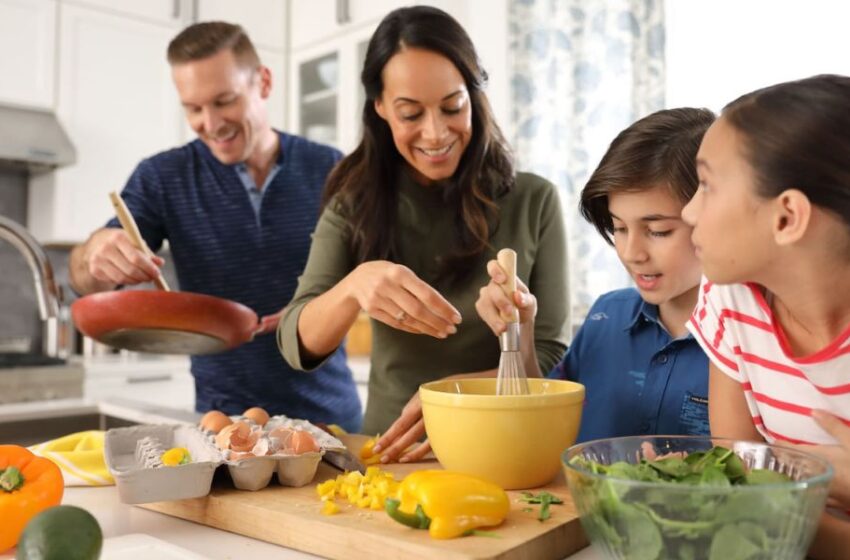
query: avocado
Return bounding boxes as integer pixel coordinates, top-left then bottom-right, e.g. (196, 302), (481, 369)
(15, 505), (102, 560)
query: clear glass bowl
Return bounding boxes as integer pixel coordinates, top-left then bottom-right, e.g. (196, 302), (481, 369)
(562, 436), (833, 560)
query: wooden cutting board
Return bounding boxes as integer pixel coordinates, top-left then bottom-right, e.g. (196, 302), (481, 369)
(140, 435), (588, 559)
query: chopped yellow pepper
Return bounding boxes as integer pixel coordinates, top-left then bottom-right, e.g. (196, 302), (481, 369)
(315, 465), (399, 514)
(386, 470), (509, 539)
(359, 435), (383, 465)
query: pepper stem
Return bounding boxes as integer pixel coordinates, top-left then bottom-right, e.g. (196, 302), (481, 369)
(0, 466), (24, 492)
(385, 498), (431, 530)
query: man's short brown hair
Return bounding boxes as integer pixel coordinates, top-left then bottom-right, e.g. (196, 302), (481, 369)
(579, 107), (716, 245)
(167, 21), (260, 68)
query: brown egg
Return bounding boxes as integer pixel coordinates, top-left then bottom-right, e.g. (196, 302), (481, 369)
(199, 410), (232, 434)
(242, 407), (269, 427)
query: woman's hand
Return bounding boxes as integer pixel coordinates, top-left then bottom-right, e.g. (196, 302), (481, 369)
(346, 261), (462, 338)
(372, 392), (431, 464)
(475, 258), (537, 336)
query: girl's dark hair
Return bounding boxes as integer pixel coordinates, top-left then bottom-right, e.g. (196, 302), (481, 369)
(723, 74), (850, 230)
(580, 107), (716, 245)
(322, 6), (514, 281)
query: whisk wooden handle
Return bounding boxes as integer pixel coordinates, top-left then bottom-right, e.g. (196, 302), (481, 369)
(109, 191), (171, 291)
(497, 248), (519, 324)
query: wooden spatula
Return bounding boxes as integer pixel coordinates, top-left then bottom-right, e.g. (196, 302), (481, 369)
(109, 191), (171, 291)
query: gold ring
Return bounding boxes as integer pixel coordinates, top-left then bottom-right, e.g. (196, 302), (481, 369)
(395, 310), (407, 322)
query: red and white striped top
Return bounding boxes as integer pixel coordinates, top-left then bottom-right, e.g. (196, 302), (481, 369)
(686, 278), (850, 445)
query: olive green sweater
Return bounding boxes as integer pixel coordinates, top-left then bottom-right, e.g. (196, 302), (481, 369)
(279, 171), (569, 434)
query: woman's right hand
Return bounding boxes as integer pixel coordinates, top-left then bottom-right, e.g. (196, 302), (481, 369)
(81, 228), (164, 287)
(346, 261), (462, 338)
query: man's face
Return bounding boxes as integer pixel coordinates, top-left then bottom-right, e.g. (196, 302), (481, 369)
(171, 49), (270, 165)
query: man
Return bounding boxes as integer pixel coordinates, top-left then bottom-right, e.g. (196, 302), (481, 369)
(69, 21), (362, 432)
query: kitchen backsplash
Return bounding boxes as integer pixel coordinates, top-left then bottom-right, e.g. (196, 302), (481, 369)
(0, 174), (177, 353)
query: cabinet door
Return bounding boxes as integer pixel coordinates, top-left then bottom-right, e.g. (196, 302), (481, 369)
(290, 0), (400, 51)
(63, 0), (188, 27)
(0, 0), (56, 109)
(30, 4), (184, 243)
(195, 0), (286, 51)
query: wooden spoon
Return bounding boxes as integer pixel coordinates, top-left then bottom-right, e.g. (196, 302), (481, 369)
(109, 191), (170, 291)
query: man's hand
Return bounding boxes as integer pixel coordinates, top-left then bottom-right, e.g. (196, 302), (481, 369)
(71, 228), (163, 294)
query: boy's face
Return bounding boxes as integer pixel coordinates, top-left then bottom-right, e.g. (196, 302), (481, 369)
(608, 184), (702, 307)
(682, 117), (776, 284)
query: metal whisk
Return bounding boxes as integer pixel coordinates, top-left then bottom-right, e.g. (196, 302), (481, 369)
(495, 249), (530, 395)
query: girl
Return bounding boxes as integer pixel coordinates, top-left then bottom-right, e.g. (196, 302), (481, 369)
(478, 107), (715, 442)
(682, 74), (850, 557)
(277, 6), (568, 462)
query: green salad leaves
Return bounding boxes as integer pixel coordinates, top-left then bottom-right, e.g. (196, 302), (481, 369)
(567, 446), (819, 560)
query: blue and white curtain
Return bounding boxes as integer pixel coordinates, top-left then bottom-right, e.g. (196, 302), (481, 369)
(510, 0), (666, 330)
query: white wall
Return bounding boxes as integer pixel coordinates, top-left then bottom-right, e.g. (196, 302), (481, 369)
(665, 0), (850, 112)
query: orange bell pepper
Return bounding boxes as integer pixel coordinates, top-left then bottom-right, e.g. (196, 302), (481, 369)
(0, 445), (64, 552)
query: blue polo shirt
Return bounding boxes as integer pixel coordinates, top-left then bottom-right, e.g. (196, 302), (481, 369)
(107, 131), (362, 432)
(549, 288), (709, 442)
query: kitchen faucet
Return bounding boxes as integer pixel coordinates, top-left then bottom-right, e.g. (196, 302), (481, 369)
(0, 215), (61, 357)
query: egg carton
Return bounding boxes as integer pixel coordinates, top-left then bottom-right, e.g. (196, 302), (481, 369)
(105, 417), (346, 504)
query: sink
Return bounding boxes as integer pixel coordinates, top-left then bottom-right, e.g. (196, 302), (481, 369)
(0, 411), (138, 447)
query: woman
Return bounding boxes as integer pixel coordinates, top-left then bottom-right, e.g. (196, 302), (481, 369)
(278, 6), (568, 462)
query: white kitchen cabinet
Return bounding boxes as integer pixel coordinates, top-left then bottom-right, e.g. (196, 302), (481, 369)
(62, 0), (190, 27)
(0, 0), (56, 109)
(288, 26), (373, 152)
(195, 0), (286, 51)
(29, 3), (186, 243)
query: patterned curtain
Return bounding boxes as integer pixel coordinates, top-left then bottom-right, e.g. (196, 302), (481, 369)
(509, 0), (666, 331)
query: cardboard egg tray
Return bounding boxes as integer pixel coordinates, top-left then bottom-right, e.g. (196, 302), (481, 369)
(104, 417), (345, 504)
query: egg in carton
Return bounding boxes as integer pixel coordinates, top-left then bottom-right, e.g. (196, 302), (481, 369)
(104, 424), (222, 504)
(198, 407), (346, 491)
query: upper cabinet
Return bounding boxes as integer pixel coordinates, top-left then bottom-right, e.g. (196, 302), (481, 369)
(195, 0), (286, 51)
(0, 0), (57, 109)
(61, 0), (190, 27)
(28, 2), (186, 242)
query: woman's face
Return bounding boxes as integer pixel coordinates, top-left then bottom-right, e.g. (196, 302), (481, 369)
(682, 117), (776, 284)
(374, 47), (473, 185)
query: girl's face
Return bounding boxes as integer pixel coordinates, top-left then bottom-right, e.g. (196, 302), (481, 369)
(608, 184), (702, 307)
(374, 47), (473, 185)
(682, 118), (777, 284)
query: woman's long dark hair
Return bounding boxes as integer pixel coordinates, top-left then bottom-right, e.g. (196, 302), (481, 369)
(322, 6), (515, 281)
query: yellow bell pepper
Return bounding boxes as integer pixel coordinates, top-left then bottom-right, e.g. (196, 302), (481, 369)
(385, 470), (509, 539)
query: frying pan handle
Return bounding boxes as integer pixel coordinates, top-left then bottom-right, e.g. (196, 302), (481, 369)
(109, 191), (171, 292)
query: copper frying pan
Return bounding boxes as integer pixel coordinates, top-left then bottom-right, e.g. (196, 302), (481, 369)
(70, 193), (261, 355)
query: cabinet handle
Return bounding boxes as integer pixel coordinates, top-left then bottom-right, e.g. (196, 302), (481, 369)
(335, 0), (350, 25)
(127, 374), (173, 384)
(172, 0), (181, 19)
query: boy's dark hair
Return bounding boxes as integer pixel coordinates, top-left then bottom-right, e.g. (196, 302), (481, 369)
(724, 74), (850, 230)
(167, 21), (260, 69)
(580, 108), (715, 245)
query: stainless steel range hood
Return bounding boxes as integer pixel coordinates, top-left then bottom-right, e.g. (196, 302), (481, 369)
(0, 103), (76, 172)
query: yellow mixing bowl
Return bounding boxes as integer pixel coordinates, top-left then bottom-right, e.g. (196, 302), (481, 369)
(419, 378), (584, 489)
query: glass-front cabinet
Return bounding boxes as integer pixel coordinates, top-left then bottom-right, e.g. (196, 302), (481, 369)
(289, 27), (373, 154)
